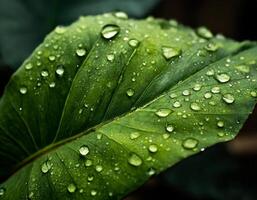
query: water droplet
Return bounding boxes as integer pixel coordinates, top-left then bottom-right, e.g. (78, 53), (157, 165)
(67, 183), (76, 193)
(173, 101), (181, 108)
(128, 39), (139, 47)
(41, 161), (51, 173)
(217, 132), (225, 137)
(163, 133), (170, 139)
(155, 108), (173, 117)
(182, 138), (199, 149)
(162, 46), (181, 60)
(222, 93), (235, 104)
(197, 27), (213, 39)
(211, 86), (220, 94)
(76, 49), (86, 57)
(56, 66), (64, 77)
(88, 176), (94, 182)
(48, 55), (56, 62)
(79, 145), (89, 156)
(128, 153), (142, 167)
(41, 70), (49, 77)
(250, 91), (257, 97)
(147, 168), (156, 176)
(205, 42), (219, 52)
(114, 12), (128, 19)
(107, 54), (114, 62)
(204, 92), (212, 99)
(0, 188), (5, 196)
(166, 124), (174, 133)
(130, 132), (140, 140)
(215, 73), (230, 83)
(190, 103), (201, 111)
(126, 88), (135, 97)
(101, 24), (120, 39)
(19, 87), (27, 95)
(206, 69), (214, 76)
(169, 93), (177, 99)
(91, 190), (97, 196)
(49, 82), (56, 88)
(235, 65), (250, 73)
(85, 159), (93, 167)
(95, 165), (103, 172)
(217, 121), (224, 128)
(148, 144), (158, 153)
(193, 84), (202, 91)
(25, 63), (33, 70)
(55, 26), (66, 34)
(182, 90), (190, 96)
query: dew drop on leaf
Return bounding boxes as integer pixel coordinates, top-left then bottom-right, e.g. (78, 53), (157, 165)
(56, 66), (64, 77)
(169, 93), (177, 99)
(25, 63), (33, 70)
(204, 92), (212, 99)
(128, 153), (142, 167)
(182, 138), (199, 149)
(130, 132), (140, 140)
(206, 69), (214, 76)
(166, 124), (174, 133)
(235, 65), (250, 73)
(173, 101), (181, 108)
(126, 88), (135, 97)
(91, 190), (97, 196)
(182, 90), (190, 96)
(250, 91), (257, 97)
(19, 87), (27, 95)
(190, 102), (201, 111)
(162, 46), (181, 60)
(55, 26), (66, 34)
(76, 49), (86, 57)
(193, 84), (202, 91)
(67, 183), (76, 193)
(148, 144), (158, 153)
(197, 27), (213, 39)
(222, 93), (235, 104)
(205, 42), (219, 52)
(41, 70), (49, 77)
(211, 86), (220, 94)
(95, 165), (103, 172)
(128, 39), (139, 47)
(155, 108), (173, 117)
(147, 168), (156, 176)
(48, 55), (56, 62)
(49, 82), (56, 88)
(217, 132), (225, 137)
(106, 54), (115, 62)
(217, 121), (224, 128)
(79, 145), (89, 156)
(215, 73), (230, 83)
(41, 161), (51, 174)
(163, 133), (170, 139)
(101, 24), (120, 39)
(114, 12), (128, 19)
(85, 159), (93, 167)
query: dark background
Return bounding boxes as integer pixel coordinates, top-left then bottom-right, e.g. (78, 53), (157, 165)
(0, 0), (257, 199)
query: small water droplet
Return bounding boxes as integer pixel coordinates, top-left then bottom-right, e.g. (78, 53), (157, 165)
(0, 188), (5, 196)
(169, 93), (177, 99)
(25, 63), (33, 70)
(67, 183), (76, 193)
(49, 82), (56, 88)
(91, 190), (97, 196)
(76, 49), (86, 57)
(41, 161), (51, 173)
(215, 73), (230, 83)
(107, 54), (114, 62)
(204, 92), (212, 99)
(147, 168), (156, 176)
(163, 133), (170, 139)
(128, 39), (139, 47)
(41, 70), (49, 77)
(217, 121), (224, 128)
(85, 159), (93, 167)
(114, 12), (128, 19)
(166, 124), (174, 133)
(128, 153), (142, 167)
(205, 42), (219, 52)
(19, 87), (27, 95)
(173, 101), (181, 108)
(126, 88), (135, 97)
(56, 66), (64, 77)
(211, 86), (220, 94)
(182, 90), (190, 96)
(95, 165), (103, 172)
(148, 144), (158, 153)
(101, 24), (120, 39)
(162, 46), (181, 60)
(155, 108), (173, 117)
(190, 102), (201, 111)
(197, 27), (213, 39)
(48, 55), (56, 62)
(88, 176), (94, 182)
(193, 84), (202, 91)
(222, 93), (235, 104)
(250, 91), (257, 97)
(79, 145), (89, 156)
(130, 132), (140, 140)
(182, 138), (199, 149)
(217, 132), (225, 137)
(206, 69), (214, 76)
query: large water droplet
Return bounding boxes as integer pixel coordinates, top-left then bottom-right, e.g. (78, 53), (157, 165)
(41, 70), (49, 77)
(166, 124), (174, 133)
(19, 87), (27, 95)
(182, 90), (190, 96)
(41, 161), (51, 173)
(162, 46), (181, 60)
(182, 138), (199, 149)
(91, 190), (97, 196)
(217, 121), (224, 128)
(197, 27), (213, 39)
(126, 88), (135, 97)
(130, 132), (140, 140)
(25, 63), (33, 70)
(76, 49), (86, 57)
(190, 102), (201, 111)
(148, 144), (158, 153)
(128, 153), (142, 167)
(67, 183), (76, 193)
(222, 93), (235, 104)
(155, 108), (173, 117)
(204, 92), (212, 99)
(211, 86), (220, 94)
(101, 24), (120, 39)
(56, 66), (64, 77)
(128, 39), (139, 47)
(250, 91), (257, 97)
(79, 145), (89, 156)
(173, 101), (181, 108)
(215, 73), (230, 83)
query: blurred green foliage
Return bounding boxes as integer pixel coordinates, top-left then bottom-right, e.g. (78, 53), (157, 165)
(0, 0), (159, 68)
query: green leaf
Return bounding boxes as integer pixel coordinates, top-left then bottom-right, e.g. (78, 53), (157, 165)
(0, 0), (159, 68)
(0, 13), (256, 199)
